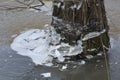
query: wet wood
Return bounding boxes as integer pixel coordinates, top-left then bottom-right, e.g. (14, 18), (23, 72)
(52, 0), (110, 56)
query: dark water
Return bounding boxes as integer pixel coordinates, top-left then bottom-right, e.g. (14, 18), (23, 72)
(0, 44), (109, 80)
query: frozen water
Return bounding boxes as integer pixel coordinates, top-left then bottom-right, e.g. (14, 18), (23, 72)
(59, 64), (68, 71)
(11, 25), (83, 66)
(86, 55), (94, 59)
(82, 29), (106, 41)
(41, 72), (51, 78)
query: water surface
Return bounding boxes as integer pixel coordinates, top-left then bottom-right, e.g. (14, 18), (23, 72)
(0, 0), (120, 80)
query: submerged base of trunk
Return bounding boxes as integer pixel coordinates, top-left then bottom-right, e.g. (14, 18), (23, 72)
(52, 0), (110, 59)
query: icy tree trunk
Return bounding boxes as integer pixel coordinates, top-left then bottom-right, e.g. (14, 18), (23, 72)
(52, 0), (110, 56)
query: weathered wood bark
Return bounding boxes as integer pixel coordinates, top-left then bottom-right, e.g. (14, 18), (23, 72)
(52, 0), (110, 56)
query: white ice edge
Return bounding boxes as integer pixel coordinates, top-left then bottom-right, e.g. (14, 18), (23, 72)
(82, 29), (106, 41)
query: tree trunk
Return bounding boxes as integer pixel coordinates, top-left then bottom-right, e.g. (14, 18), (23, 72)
(52, 0), (110, 56)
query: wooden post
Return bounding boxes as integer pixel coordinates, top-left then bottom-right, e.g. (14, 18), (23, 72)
(52, 0), (110, 56)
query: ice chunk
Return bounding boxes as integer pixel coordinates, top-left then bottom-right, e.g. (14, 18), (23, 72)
(86, 55), (93, 59)
(78, 60), (86, 65)
(77, 2), (82, 10)
(62, 64), (67, 70)
(82, 29), (106, 41)
(59, 64), (67, 71)
(41, 72), (51, 78)
(11, 25), (83, 66)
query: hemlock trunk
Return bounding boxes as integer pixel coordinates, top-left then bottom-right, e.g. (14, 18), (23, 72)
(52, 0), (110, 56)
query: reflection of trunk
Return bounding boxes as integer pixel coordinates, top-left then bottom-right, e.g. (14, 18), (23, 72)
(52, 0), (110, 56)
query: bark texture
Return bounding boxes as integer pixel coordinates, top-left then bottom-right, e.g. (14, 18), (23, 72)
(52, 0), (110, 56)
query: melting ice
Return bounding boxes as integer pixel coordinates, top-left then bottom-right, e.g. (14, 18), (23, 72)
(11, 25), (83, 66)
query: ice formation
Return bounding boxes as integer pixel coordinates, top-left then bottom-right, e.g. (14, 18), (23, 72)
(11, 25), (83, 66)
(82, 29), (106, 41)
(41, 72), (51, 78)
(59, 64), (68, 71)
